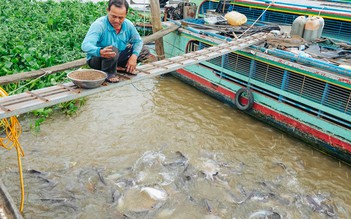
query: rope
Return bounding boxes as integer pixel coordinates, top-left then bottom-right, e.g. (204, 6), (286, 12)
(0, 87), (25, 213)
(238, 3), (272, 39)
(318, 6), (325, 16)
(9, 70), (51, 95)
(219, 53), (226, 84)
(247, 51), (257, 88)
(131, 82), (154, 92)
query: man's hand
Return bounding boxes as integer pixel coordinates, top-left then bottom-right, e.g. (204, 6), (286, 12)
(100, 46), (116, 58)
(126, 54), (138, 73)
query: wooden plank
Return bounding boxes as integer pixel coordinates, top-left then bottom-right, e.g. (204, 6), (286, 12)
(26, 91), (49, 102)
(142, 23), (179, 45)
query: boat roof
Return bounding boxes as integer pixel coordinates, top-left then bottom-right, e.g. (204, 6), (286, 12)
(240, 0), (351, 13)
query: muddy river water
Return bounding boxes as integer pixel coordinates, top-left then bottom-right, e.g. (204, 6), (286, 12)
(1, 75), (350, 218)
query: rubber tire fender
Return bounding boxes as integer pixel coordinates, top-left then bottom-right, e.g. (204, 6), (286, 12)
(235, 87), (254, 111)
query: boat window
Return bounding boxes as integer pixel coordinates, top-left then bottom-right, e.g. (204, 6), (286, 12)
(215, 0), (232, 14)
(186, 41), (199, 53)
(229, 54), (251, 77)
(254, 61), (284, 89)
(198, 1), (219, 16)
(325, 84), (351, 113)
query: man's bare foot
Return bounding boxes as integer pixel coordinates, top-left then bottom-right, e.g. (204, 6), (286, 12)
(105, 74), (119, 83)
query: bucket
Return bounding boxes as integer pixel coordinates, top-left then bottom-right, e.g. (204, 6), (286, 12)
(316, 16), (325, 38)
(224, 11), (247, 26)
(303, 16), (320, 41)
(290, 16), (306, 37)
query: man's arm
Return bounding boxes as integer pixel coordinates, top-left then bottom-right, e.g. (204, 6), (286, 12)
(129, 23), (143, 57)
(125, 21), (143, 72)
(81, 21), (104, 58)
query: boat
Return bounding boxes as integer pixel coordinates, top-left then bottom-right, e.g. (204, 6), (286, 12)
(161, 0), (351, 164)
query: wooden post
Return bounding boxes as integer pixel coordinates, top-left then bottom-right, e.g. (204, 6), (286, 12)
(149, 0), (165, 60)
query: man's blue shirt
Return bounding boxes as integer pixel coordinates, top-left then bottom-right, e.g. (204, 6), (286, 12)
(81, 16), (143, 60)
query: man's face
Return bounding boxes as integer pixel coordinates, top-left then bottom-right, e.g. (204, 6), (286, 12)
(107, 5), (127, 30)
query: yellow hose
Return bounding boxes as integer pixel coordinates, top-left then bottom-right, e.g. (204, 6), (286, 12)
(0, 87), (25, 213)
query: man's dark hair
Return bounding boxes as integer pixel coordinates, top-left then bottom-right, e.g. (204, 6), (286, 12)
(108, 0), (129, 13)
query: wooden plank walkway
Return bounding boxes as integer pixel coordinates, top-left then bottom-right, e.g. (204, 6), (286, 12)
(0, 32), (267, 119)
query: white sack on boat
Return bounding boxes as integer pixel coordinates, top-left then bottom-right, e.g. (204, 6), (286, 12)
(141, 187), (168, 201)
(225, 11), (247, 26)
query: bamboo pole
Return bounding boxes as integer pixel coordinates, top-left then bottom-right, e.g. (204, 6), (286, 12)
(0, 59), (87, 86)
(149, 0), (165, 61)
(0, 24), (179, 85)
(142, 23), (178, 45)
